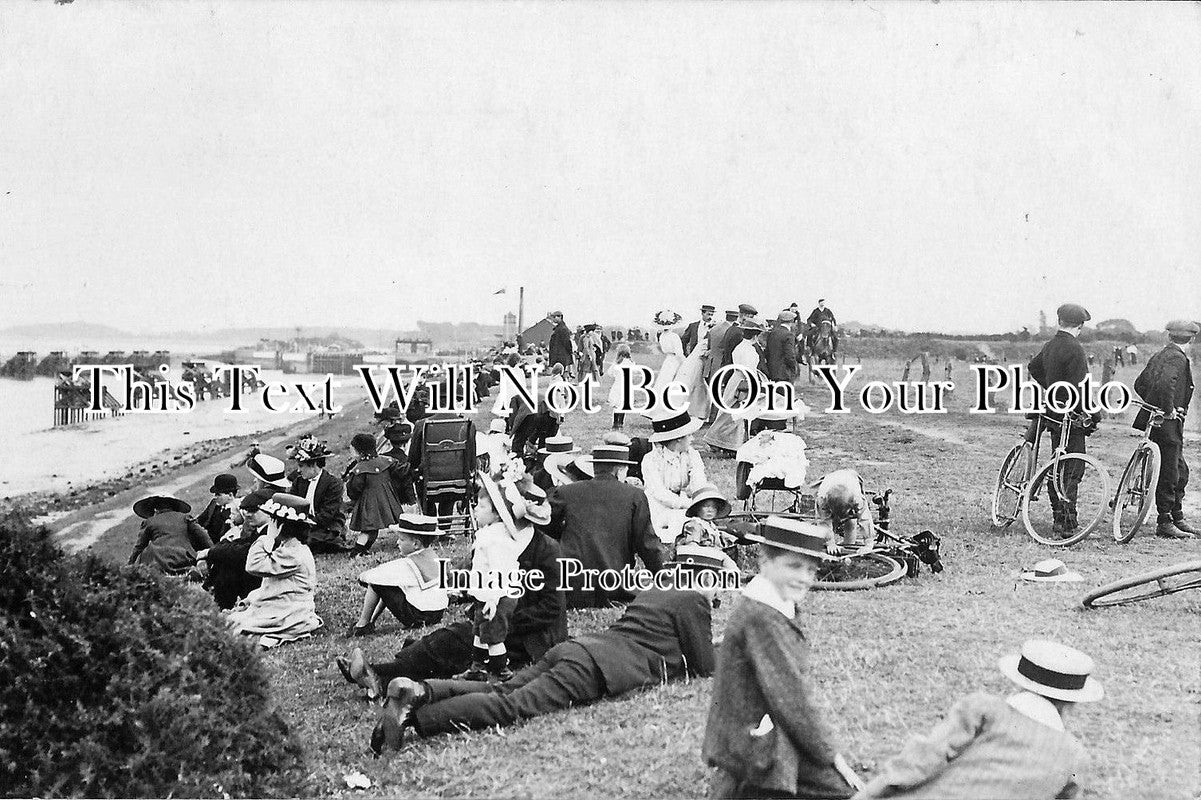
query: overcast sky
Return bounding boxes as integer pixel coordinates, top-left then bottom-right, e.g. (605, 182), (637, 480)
(1, 2), (1198, 335)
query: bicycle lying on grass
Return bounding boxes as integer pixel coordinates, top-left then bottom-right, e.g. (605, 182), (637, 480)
(1082, 561), (1201, 608)
(991, 412), (1111, 547)
(719, 490), (944, 591)
(1110, 400), (1165, 544)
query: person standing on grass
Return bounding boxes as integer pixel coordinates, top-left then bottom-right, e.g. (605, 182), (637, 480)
(853, 640), (1102, 800)
(704, 517), (861, 800)
(345, 432), (417, 556)
(1133, 319), (1198, 539)
(606, 343), (638, 430)
(547, 310), (573, 376)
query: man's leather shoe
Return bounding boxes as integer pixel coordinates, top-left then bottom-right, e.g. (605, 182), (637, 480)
(1173, 518), (1199, 535)
(374, 678), (427, 753)
(1156, 521), (1191, 539)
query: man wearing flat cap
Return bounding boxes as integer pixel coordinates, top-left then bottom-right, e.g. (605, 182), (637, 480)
(720, 303), (759, 371)
(683, 305), (715, 357)
(766, 310), (800, 382)
(1133, 319), (1198, 538)
(1026, 303), (1097, 535)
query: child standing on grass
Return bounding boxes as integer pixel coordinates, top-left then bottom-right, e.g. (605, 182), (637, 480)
(345, 432), (417, 557)
(455, 474), (550, 682)
(704, 516), (861, 800)
(853, 640), (1102, 799)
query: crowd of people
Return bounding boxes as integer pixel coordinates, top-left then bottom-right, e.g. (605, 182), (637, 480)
(117, 301), (1197, 799)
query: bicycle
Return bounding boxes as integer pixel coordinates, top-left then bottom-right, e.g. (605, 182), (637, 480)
(1082, 560), (1201, 608)
(1019, 412), (1111, 546)
(1110, 400), (1164, 544)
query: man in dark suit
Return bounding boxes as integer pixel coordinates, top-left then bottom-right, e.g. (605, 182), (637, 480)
(547, 311), (573, 374)
(1026, 303), (1095, 534)
(543, 443), (664, 608)
(372, 554), (721, 751)
(289, 442), (349, 553)
(683, 305), (715, 356)
(719, 303), (759, 369)
(1134, 319), (1198, 539)
(765, 310), (800, 382)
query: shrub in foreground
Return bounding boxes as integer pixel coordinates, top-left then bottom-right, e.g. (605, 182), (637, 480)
(0, 514), (307, 797)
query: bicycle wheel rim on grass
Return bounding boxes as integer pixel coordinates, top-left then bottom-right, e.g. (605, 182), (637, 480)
(1111, 443), (1160, 544)
(992, 442), (1032, 529)
(1021, 454), (1111, 546)
(812, 553), (905, 591)
(1083, 561), (1201, 608)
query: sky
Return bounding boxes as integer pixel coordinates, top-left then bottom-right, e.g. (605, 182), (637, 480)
(1, 2), (1198, 335)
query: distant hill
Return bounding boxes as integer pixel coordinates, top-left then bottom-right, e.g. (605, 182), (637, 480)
(0, 322), (133, 338)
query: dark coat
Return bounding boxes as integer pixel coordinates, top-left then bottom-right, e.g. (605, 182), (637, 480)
(765, 324), (799, 381)
(1028, 331), (1088, 414)
(544, 474), (664, 608)
(720, 323), (744, 368)
(288, 470), (347, 546)
(195, 498), (232, 541)
(683, 320), (704, 356)
(549, 322), (574, 369)
(129, 511), (213, 575)
(703, 594), (851, 798)
(509, 530), (569, 663)
(806, 306), (837, 329)
(1134, 344), (1194, 443)
(346, 455), (415, 531)
(574, 587), (714, 696)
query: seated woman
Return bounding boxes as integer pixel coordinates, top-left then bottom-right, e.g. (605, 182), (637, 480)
(345, 513), (449, 637)
(641, 409), (708, 544)
(227, 494), (324, 648)
(128, 495), (213, 576)
(854, 640), (1103, 799)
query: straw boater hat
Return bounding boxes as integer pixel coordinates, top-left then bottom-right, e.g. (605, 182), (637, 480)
(744, 516), (833, 560)
(393, 512), (449, 540)
(686, 484), (731, 519)
(541, 436), (583, 484)
(133, 495), (192, 519)
(648, 408), (705, 443)
(998, 640), (1104, 703)
(588, 442), (636, 465)
(567, 454), (596, 480)
(247, 453), (290, 489)
(259, 493), (315, 526)
(538, 435), (580, 457)
(1020, 558), (1083, 583)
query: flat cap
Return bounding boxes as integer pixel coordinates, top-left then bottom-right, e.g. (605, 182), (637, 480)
(1166, 319), (1200, 336)
(778, 310), (798, 322)
(738, 303), (758, 316)
(725, 310), (740, 320)
(700, 304), (716, 313)
(1056, 303), (1091, 326)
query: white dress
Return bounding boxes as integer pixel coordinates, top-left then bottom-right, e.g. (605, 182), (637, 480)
(227, 534), (322, 641)
(641, 444), (708, 543)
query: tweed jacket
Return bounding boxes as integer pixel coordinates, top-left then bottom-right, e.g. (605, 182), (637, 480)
(544, 474), (664, 607)
(574, 587), (714, 695)
(1133, 344), (1193, 443)
(703, 584), (851, 798)
(766, 323), (800, 381)
(129, 511), (214, 575)
(854, 692), (1086, 799)
(1028, 331), (1088, 415)
(705, 321), (733, 379)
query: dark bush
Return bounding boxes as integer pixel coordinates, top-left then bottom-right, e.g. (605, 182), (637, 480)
(0, 513), (307, 797)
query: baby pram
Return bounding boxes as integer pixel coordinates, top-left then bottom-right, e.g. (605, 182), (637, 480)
(414, 416), (477, 535)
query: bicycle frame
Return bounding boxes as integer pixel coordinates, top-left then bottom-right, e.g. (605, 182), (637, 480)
(1028, 412), (1087, 506)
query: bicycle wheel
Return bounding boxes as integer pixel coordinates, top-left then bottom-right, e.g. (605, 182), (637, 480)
(991, 442), (1033, 529)
(1111, 442), (1161, 544)
(1021, 454), (1112, 546)
(813, 553), (906, 591)
(1083, 561), (1201, 608)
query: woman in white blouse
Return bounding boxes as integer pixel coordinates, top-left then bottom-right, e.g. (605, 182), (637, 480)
(641, 409), (708, 544)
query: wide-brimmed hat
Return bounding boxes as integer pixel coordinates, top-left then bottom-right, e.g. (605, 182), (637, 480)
(247, 454), (290, 488)
(566, 455), (596, 480)
(653, 310), (683, 328)
(373, 405), (403, 421)
(589, 443), (636, 465)
(686, 484), (731, 519)
(133, 495), (192, 519)
(648, 409), (705, 443)
(538, 435), (579, 456)
(209, 473), (239, 495)
(998, 640), (1104, 703)
(1165, 319), (1200, 337)
(1020, 558), (1082, 583)
(744, 516), (832, 560)
(293, 441), (335, 463)
(670, 544), (737, 574)
(479, 474), (548, 536)
(739, 318), (766, 333)
(395, 513), (448, 539)
(259, 493), (315, 526)
(1056, 303), (1091, 327)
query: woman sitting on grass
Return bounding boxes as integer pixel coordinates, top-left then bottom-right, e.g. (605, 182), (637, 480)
(128, 494), (213, 576)
(227, 493), (323, 648)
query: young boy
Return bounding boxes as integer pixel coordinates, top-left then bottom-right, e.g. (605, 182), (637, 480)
(346, 513), (450, 637)
(704, 516), (861, 800)
(456, 475), (550, 682)
(854, 640), (1102, 799)
(676, 484), (739, 573)
(195, 473), (239, 541)
(815, 468), (875, 554)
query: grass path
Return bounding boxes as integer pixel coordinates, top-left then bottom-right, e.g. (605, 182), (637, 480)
(50, 359), (1200, 799)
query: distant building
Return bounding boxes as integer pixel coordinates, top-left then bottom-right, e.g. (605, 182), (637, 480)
(395, 338), (434, 357)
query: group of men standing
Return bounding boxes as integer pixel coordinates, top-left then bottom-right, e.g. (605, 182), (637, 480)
(682, 299), (840, 385)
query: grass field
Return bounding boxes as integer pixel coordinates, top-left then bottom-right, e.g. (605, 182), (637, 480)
(67, 355), (1199, 799)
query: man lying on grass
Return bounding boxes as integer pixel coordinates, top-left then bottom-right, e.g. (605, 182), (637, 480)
(368, 544), (731, 753)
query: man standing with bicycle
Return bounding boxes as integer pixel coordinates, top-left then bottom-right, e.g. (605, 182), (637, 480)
(1026, 303), (1098, 534)
(1134, 319), (1198, 540)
